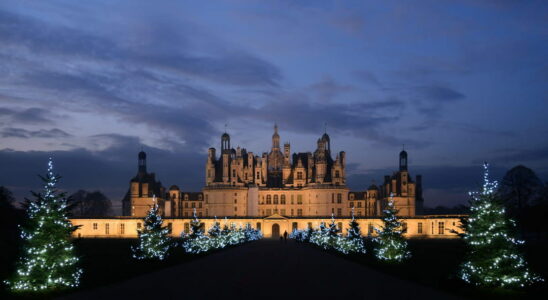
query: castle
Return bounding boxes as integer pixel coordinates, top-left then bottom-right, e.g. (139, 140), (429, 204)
(73, 125), (463, 239)
(122, 125), (423, 219)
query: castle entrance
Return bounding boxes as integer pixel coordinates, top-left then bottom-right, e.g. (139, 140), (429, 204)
(271, 223), (280, 238)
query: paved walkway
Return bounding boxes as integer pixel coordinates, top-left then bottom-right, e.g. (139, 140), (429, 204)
(63, 240), (461, 300)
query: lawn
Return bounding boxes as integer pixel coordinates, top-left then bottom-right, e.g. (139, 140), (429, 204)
(319, 238), (548, 299)
(0, 238), (208, 299)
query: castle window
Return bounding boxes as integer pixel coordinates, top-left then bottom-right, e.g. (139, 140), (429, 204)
(206, 209), (208, 216)
(266, 195), (272, 204)
(256, 223), (261, 230)
(307, 222), (312, 228)
(208, 169), (211, 178)
(438, 222), (445, 235)
(205, 195), (208, 203)
(297, 172), (303, 180)
(337, 208), (342, 216)
(232, 170), (236, 177)
(357, 210), (362, 216)
(297, 209), (303, 217)
(291, 209), (294, 216)
(338, 222), (343, 230)
(358, 202), (362, 208)
(331, 208), (335, 213)
(191, 203), (195, 208)
(274, 209), (278, 214)
(137, 222), (142, 229)
(256, 172), (260, 179)
(281, 195), (286, 204)
(273, 195), (278, 204)
(184, 223), (190, 233)
(335, 171), (340, 178)
(119, 224), (125, 234)
(198, 202), (202, 208)
(234, 193), (237, 196)
(234, 199), (237, 204)
(291, 195), (294, 204)
(337, 194), (342, 203)
(198, 212), (202, 217)
(199, 194), (203, 200)
(266, 209), (272, 215)
(402, 222), (407, 234)
(105, 223), (110, 235)
(368, 223), (373, 234)
(292, 222), (298, 231)
(281, 209), (286, 215)
(331, 193), (334, 203)
(349, 202), (354, 208)
(418, 222), (423, 234)
(185, 194), (189, 201)
(185, 203), (189, 208)
(349, 194), (354, 200)
(93, 223), (98, 230)
(297, 195), (303, 205)
(234, 207), (237, 212)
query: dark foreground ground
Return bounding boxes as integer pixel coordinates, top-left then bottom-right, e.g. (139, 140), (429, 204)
(1, 238), (546, 299)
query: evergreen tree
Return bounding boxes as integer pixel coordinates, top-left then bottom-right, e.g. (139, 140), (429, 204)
(342, 208), (366, 254)
(460, 163), (543, 288)
(181, 209), (210, 254)
(5, 158), (82, 292)
(131, 196), (171, 260)
(373, 193), (410, 263)
(326, 214), (341, 249)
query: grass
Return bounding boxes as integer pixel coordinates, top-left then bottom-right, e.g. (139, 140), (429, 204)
(316, 238), (548, 299)
(0, 238), (209, 299)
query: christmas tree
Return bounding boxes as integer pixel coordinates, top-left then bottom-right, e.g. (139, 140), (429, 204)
(326, 214), (341, 249)
(373, 193), (410, 263)
(5, 158), (82, 292)
(181, 209), (210, 253)
(131, 196), (172, 260)
(460, 163), (543, 288)
(341, 208), (366, 254)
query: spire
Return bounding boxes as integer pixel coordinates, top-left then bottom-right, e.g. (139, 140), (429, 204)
(138, 150), (147, 174)
(272, 123), (280, 150)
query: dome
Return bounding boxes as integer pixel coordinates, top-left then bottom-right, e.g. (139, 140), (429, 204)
(322, 132), (330, 141)
(367, 184), (378, 191)
(169, 185), (180, 191)
(138, 151), (146, 160)
(400, 150), (408, 157)
(221, 132), (230, 140)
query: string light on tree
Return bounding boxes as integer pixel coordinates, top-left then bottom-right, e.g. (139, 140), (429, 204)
(131, 195), (172, 260)
(459, 163), (543, 288)
(5, 158), (82, 292)
(373, 193), (411, 263)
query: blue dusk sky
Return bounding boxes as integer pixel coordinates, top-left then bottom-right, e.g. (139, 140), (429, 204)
(0, 0), (547, 213)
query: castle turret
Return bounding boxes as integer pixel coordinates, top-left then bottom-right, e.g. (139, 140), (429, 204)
(399, 149), (408, 171)
(138, 150), (147, 174)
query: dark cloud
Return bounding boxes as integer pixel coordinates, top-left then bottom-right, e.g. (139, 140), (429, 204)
(415, 85), (465, 102)
(0, 134), (204, 214)
(0, 107), (54, 124)
(483, 146), (548, 164)
(0, 9), (282, 87)
(0, 127), (71, 138)
(353, 70), (382, 87)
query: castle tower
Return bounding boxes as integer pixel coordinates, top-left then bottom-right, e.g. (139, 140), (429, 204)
(138, 150), (147, 174)
(399, 148), (408, 171)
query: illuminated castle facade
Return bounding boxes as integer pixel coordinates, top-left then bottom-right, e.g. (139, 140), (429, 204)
(122, 125), (423, 219)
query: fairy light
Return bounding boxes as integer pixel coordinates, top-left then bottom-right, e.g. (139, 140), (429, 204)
(372, 193), (411, 263)
(131, 195), (172, 260)
(4, 158), (82, 292)
(460, 163), (543, 288)
(181, 210), (262, 254)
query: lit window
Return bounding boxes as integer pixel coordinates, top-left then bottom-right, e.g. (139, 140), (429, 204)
(93, 223), (98, 230)
(438, 222), (445, 234)
(418, 222), (423, 234)
(105, 223), (110, 235)
(298, 209), (303, 217)
(119, 224), (125, 234)
(337, 194), (342, 203)
(337, 208), (342, 216)
(274, 195), (278, 204)
(281, 195), (286, 204)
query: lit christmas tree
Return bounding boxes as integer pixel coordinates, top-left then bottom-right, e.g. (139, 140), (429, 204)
(373, 193), (411, 263)
(181, 209), (210, 254)
(341, 208), (366, 254)
(131, 196), (172, 260)
(460, 163), (543, 288)
(326, 214), (341, 249)
(5, 158), (82, 292)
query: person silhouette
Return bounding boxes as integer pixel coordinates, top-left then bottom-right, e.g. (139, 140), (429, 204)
(283, 230), (288, 243)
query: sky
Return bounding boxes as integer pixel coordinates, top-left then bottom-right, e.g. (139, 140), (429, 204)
(1, 0), (547, 213)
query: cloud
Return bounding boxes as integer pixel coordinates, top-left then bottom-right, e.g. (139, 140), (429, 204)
(415, 85), (465, 102)
(0, 127), (71, 138)
(0, 107), (54, 124)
